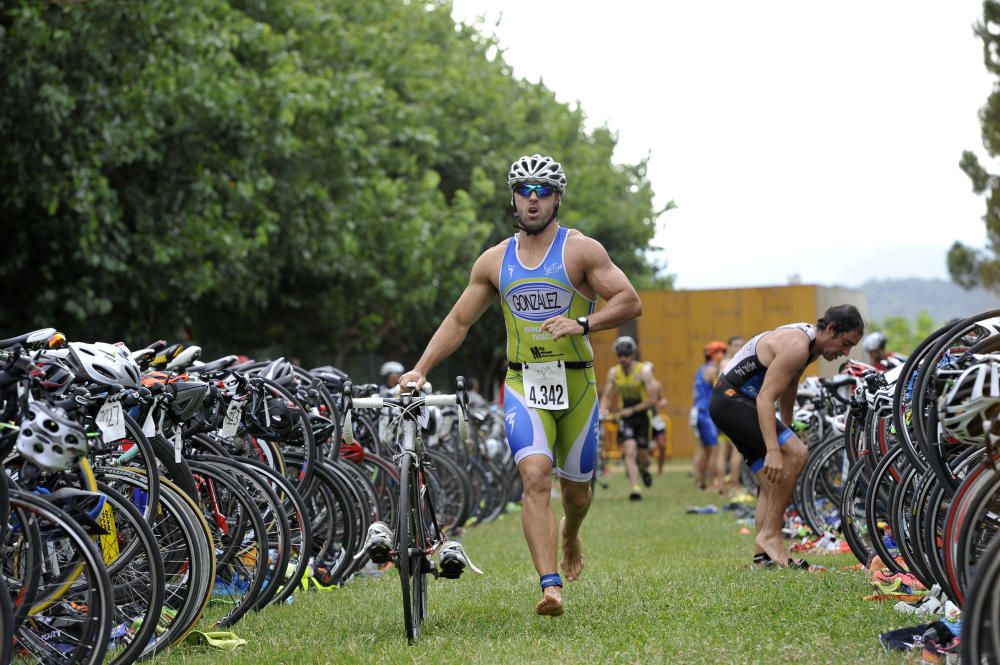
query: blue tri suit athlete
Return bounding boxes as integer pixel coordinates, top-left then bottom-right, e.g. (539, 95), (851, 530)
(399, 154), (642, 617)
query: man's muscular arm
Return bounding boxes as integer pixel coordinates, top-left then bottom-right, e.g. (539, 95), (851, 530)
(400, 249), (499, 389)
(542, 236), (642, 340)
(755, 337), (809, 482)
(778, 373), (803, 427)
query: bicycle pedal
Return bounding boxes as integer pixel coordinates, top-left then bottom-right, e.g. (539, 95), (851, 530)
(354, 521), (394, 564)
(437, 540), (483, 579)
(438, 557), (464, 579)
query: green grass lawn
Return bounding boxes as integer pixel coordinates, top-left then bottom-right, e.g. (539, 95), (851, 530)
(155, 462), (922, 664)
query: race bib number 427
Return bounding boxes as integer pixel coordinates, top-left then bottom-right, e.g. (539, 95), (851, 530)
(523, 361), (570, 410)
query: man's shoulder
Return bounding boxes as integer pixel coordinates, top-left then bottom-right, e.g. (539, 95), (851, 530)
(564, 228), (598, 247)
(473, 240), (510, 271)
(766, 327), (811, 360)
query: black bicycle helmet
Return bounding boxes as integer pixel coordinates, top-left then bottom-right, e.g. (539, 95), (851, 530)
(244, 387), (301, 441)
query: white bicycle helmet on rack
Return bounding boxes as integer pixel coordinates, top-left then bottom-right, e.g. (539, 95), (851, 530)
(938, 354), (1000, 445)
(507, 154), (567, 192)
(68, 341), (141, 389)
(16, 399), (89, 471)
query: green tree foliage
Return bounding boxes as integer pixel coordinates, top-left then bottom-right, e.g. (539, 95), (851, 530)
(0, 0), (666, 382)
(953, 0), (1000, 290)
(867, 310), (938, 356)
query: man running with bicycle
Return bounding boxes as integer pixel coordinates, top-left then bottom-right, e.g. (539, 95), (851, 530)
(399, 154), (642, 616)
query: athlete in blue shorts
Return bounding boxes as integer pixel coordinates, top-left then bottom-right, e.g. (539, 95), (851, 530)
(399, 154), (642, 616)
(692, 341), (726, 490)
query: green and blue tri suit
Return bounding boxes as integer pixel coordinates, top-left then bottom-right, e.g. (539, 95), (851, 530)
(501, 226), (600, 482)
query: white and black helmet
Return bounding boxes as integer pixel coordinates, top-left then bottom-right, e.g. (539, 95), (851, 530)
(508, 154), (567, 193)
(938, 354), (1000, 445)
(68, 341), (141, 389)
(614, 336), (637, 356)
(16, 400), (90, 471)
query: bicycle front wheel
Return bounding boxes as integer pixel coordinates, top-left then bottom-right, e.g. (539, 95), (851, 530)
(396, 454), (426, 644)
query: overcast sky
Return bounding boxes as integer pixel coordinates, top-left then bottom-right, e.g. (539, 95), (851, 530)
(451, 1), (995, 290)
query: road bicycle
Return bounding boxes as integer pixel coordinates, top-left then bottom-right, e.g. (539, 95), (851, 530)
(343, 378), (481, 644)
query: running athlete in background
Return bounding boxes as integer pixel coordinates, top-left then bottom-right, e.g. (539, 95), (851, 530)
(691, 341), (726, 490)
(601, 336), (659, 501)
(709, 305), (863, 568)
(399, 154), (642, 616)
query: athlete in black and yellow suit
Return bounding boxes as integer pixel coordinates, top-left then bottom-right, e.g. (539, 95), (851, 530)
(600, 336), (658, 500)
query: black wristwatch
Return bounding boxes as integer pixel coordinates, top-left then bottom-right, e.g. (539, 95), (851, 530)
(576, 316), (590, 335)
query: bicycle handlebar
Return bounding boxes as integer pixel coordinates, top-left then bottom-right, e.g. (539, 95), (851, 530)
(341, 376), (470, 446)
(350, 394), (462, 409)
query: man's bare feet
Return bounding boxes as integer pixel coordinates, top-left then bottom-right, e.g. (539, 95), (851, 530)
(560, 517), (585, 581)
(755, 534), (789, 566)
(535, 586), (564, 616)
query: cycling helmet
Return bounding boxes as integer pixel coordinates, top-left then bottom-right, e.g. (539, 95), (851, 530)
(863, 331), (887, 353)
(380, 361), (405, 377)
(311, 365), (348, 392)
(36, 359), (75, 394)
(67, 341), (141, 389)
(938, 355), (1000, 444)
(244, 390), (301, 441)
(262, 357), (299, 388)
(507, 154), (567, 193)
(797, 376), (824, 400)
(16, 400), (89, 471)
(613, 336), (637, 356)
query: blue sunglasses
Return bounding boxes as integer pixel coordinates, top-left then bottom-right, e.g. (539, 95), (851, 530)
(513, 183), (556, 198)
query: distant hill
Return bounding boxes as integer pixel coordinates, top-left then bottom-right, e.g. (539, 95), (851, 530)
(861, 277), (999, 323)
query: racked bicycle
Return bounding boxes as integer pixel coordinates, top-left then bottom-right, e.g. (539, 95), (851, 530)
(344, 378), (482, 644)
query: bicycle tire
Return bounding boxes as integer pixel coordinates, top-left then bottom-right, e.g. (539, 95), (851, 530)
(8, 488), (115, 665)
(95, 467), (215, 657)
(94, 478), (166, 665)
(188, 460), (270, 627)
(397, 453), (418, 643)
(960, 533), (1000, 664)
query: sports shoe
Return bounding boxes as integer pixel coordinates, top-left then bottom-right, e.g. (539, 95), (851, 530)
(641, 469), (653, 488)
(629, 487), (642, 501)
(437, 540), (483, 579)
(354, 521), (393, 564)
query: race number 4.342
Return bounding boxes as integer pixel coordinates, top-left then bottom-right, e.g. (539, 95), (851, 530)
(522, 362), (569, 410)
